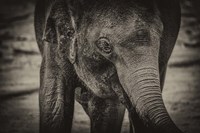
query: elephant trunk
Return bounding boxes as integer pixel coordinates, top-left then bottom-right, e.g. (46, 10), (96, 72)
(117, 66), (182, 133)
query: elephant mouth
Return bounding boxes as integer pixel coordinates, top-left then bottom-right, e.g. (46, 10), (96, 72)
(82, 69), (119, 99)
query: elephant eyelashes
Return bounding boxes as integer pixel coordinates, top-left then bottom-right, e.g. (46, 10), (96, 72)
(96, 38), (113, 54)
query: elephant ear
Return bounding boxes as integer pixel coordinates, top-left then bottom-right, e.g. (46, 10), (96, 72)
(42, 0), (77, 64)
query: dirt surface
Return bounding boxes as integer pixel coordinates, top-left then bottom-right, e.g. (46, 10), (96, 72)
(0, 0), (200, 133)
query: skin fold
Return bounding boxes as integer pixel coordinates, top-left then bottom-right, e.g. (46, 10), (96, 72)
(34, 0), (182, 133)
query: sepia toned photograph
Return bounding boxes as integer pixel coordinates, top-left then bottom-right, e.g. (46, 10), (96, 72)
(0, 0), (200, 133)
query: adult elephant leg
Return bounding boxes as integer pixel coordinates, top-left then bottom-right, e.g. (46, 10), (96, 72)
(39, 44), (76, 133)
(80, 93), (125, 133)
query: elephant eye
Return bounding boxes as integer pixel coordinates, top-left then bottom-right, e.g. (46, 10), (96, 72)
(96, 38), (113, 54)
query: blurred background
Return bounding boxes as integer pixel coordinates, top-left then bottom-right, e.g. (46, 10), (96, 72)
(0, 0), (200, 133)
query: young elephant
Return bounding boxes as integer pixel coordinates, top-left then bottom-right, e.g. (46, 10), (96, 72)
(34, 0), (182, 133)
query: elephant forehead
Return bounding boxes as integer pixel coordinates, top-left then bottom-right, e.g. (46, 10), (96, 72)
(83, 6), (163, 39)
(86, 0), (158, 26)
(85, 15), (162, 46)
(98, 17), (151, 36)
(90, 9), (151, 28)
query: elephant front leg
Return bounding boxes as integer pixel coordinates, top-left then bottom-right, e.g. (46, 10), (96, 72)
(89, 97), (125, 133)
(39, 48), (76, 133)
(39, 69), (75, 133)
(78, 92), (125, 133)
(40, 84), (74, 133)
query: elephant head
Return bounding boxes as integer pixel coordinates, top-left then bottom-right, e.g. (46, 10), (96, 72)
(42, 0), (182, 133)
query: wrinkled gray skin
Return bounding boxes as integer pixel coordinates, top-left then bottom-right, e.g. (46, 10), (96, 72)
(35, 0), (182, 133)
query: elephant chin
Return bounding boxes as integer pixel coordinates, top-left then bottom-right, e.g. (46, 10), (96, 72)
(116, 67), (183, 133)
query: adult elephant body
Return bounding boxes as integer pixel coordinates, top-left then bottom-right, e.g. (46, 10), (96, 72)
(34, 0), (182, 133)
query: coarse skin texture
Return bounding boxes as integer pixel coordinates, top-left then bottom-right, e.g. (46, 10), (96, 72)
(34, 0), (182, 133)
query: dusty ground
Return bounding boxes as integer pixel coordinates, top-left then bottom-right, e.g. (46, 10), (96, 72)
(0, 0), (200, 133)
